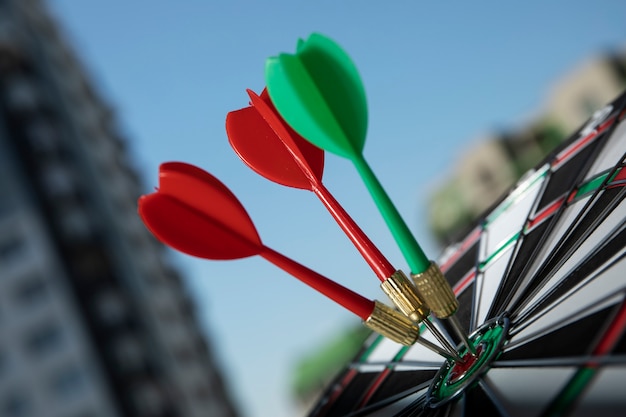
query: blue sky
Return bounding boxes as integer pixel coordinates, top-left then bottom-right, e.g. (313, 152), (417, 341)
(45, 1), (626, 416)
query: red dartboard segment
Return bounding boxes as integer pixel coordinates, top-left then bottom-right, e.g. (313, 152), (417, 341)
(542, 298), (626, 416)
(526, 196), (566, 232)
(357, 367), (392, 408)
(608, 165), (626, 186)
(595, 299), (626, 356)
(526, 166), (625, 233)
(452, 270), (477, 296)
(440, 227), (481, 274)
(308, 91), (626, 417)
(552, 113), (616, 169)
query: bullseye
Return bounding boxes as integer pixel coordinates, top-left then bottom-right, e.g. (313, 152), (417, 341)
(448, 344), (485, 384)
(427, 316), (510, 407)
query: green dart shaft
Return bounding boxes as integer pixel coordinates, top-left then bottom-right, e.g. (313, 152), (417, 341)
(352, 154), (429, 274)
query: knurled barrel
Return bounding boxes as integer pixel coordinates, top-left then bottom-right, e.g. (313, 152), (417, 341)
(380, 270), (430, 323)
(363, 300), (420, 346)
(411, 262), (458, 318)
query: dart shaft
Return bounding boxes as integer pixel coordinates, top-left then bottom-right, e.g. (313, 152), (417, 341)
(352, 155), (429, 274)
(422, 319), (462, 359)
(448, 315), (477, 355)
(260, 245), (374, 320)
(417, 337), (463, 363)
(314, 183), (395, 280)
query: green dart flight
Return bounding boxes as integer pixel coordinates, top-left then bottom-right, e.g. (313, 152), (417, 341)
(265, 33), (429, 275)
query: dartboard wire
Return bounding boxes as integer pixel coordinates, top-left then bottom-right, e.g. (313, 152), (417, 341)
(475, 377), (516, 417)
(356, 368), (393, 409)
(539, 294), (626, 417)
(453, 394), (466, 417)
(315, 275), (473, 415)
(508, 156), (626, 320)
(466, 167), (620, 416)
(467, 219), (486, 333)
(356, 333), (386, 363)
(510, 197), (626, 332)
(345, 384), (432, 417)
(531, 160), (626, 276)
(340, 281), (478, 413)
(491, 354), (626, 368)
(350, 360), (448, 370)
(451, 269), (476, 295)
(348, 323), (433, 411)
(509, 239), (626, 336)
(491, 116), (625, 319)
(518, 122), (626, 286)
(324, 188), (620, 416)
(506, 283), (626, 350)
(386, 387), (432, 417)
(440, 227), (481, 274)
(500, 162), (622, 321)
(429, 315), (457, 348)
(508, 167), (625, 324)
(485, 164), (556, 320)
(307, 97), (626, 417)
(472, 150), (620, 327)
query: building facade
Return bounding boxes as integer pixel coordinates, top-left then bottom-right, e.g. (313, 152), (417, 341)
(428, 47), (626, 244)
(0, 1), (239, 416)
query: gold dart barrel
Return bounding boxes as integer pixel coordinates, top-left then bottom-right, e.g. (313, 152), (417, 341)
(363, 300), (420, 346)
(412, 262), (477, 355)
(411, 262), (458, 319)
(380, 270), (430, 323)
(380, 270), (463, 359)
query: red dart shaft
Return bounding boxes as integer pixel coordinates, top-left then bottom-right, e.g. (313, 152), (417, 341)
(313, 183), (395, 280)
(259, 245), (375, 320)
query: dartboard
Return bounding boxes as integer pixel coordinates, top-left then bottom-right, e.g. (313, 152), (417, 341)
(307, 91), (626, 417)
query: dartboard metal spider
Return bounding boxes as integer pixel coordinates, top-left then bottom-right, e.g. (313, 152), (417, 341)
(307, 92), (626, 417)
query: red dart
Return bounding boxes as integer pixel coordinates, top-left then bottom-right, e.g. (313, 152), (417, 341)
(225, 90), (465, 361)
(137, 162), (463, 358)
(138, 161), (373, 320)
(226, 88), (395, 281)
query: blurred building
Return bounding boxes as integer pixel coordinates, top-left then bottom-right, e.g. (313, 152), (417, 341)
(0, 1), (239, 417)
(429, 47), (626, 245)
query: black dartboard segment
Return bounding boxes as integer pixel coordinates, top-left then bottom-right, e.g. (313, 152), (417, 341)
(309, 91), (626, 417)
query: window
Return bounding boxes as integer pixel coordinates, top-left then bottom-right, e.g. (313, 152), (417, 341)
(132, 381), (163, 416)
(174, 343), (197, 365)
(59, 206), (93, 240)
(0, 348), (8, 377)
(0, 232), (26, 265)
(113, 335), (144, 371)
(70, 245), (110, 281)
(5, 76), (39, 112)
(50, 364), (86, 399)
(25, 118), (59, 154)
(24, 322), (63, 357)
(95, 289), (127, 325)
(40, 161), (75, 197)
(2, 391), (31, 417)
(13, 275), (47, 307)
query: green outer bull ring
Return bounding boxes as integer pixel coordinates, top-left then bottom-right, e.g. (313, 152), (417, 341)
(427, 315), (510, 407)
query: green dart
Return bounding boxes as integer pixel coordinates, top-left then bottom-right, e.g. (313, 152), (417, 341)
(265, 33), (475, 355)
(265, 32), (428, 274)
